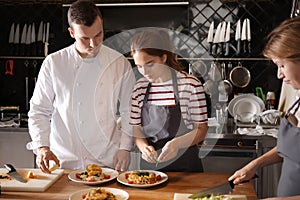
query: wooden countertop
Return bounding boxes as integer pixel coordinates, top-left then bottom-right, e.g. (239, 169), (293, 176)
(1, 171), (257, 200)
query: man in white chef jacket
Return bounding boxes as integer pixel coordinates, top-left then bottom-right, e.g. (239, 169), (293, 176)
(26, 0), (136, 173)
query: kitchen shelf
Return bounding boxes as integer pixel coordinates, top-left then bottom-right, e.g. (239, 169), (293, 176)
(0, 56), (45, 59)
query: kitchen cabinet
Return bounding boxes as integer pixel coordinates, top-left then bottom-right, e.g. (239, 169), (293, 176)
(0, 128), (35, 168)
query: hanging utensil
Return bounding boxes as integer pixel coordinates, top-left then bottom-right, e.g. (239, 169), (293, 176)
(37, 21), (43, 56)
(235, 19), (241, 55)
(8, 23), (15, 55)
(224, 21), (231, 56)
(25, 24), (32, 56)
(241, 19), (247, 55)
(212, 22), (222, 56)
(246, 18), (251, 54)
(208, 62), (222, 82)
(14, 24), (20, 56)
(219, 21), (227, 56)
(5, 60), (14, 76)
(20, 24), (27, 56)
(31, 22), (36, 56)
(207, 21), (214, 55)
(44, 22), (50, 56)
(24, 60), (29, 110)
(229, 62), (251, 88)
(32, 60), (38, 85)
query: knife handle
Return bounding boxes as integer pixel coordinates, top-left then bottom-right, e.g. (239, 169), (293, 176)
(212, 43), (217, 56)
(208, 43), (213, 55)
(247, 41), (251, 54)
(236, 39), (241, 55)
(4, 164), (16, 173)
(225, 43), (230, 56)
(243, 41), (247, 54)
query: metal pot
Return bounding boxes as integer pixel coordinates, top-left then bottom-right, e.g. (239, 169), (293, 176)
(229, 62), (251, 88)
(218, 79), (233, 95)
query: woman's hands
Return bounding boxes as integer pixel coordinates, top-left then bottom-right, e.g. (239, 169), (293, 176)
(36, 146), (60, 174)
(228, 161), (258, 184)
(157, 140), (179, 162)
(141, 145), (158, 163)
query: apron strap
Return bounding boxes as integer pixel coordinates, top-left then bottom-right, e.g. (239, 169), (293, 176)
(286, 98), (300, 116)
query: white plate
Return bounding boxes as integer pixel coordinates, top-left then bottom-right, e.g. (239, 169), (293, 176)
(228, 94), (265, 122)
(69, 187), (129, 200)
(117, 170), (168, 188)
(232, 98), (261, 123)
(68, 168), (118, 185)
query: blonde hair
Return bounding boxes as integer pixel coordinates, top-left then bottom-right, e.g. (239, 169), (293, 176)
(263, 17), (300, 61)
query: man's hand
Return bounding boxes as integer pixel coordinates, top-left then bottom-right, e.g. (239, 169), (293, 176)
(36, 146), (60, 174)
(113, 149), (130, 172)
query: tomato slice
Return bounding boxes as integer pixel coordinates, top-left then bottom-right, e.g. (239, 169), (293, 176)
(156, 175), (162, 181)
(87, 179), (95, 182)
(82, 193), (87, 199)
(125, 173), (129, 179)
(127, 180), (134, 184)
(75, 173), (81, 179)
(104, 174), (111, 179)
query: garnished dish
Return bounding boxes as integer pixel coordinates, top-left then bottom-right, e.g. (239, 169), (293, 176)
(68, 164), (118, 185)
(117, 170), (168, 188)
(69, 187), (129, 200)
(190, 194), (232, 200)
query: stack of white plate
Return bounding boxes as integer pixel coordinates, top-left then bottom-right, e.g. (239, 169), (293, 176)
(228, 94), (265, 123)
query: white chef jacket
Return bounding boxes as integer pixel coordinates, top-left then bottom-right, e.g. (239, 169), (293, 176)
(26, 43), (136, 170)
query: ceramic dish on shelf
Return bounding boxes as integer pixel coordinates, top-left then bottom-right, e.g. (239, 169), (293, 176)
(69, 187), (129, 200)
(117, 170), (168, 188)
(228, 94), (265, 123)
(68, 168), (118, 185)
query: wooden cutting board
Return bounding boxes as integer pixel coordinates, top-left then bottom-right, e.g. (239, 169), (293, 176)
(173, 193), (247, 200)
(0, 168), (64, 192)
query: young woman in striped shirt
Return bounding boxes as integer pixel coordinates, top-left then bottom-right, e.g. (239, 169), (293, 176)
(130, 29), (208, 172)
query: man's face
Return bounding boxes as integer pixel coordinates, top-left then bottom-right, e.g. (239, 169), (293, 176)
(68, 16), (104, 58)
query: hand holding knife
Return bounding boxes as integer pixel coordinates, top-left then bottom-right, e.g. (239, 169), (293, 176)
(4, 164), (27, 183)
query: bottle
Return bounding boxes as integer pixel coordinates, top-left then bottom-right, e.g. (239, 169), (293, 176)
(266, 91), (276, 110)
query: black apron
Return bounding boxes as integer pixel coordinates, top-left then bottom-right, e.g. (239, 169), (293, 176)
(277, 98), (300, 197)
(140, 70), (203, 172)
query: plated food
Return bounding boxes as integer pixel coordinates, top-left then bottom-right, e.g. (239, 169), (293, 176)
(68, 164), (118, 185)
(117, 170), (168, 188)
(69, 187), (129, 200)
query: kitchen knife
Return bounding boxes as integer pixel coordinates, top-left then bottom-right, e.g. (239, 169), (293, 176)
(212, 22), (222, 56)
(235, 19), (241, 55)
(219, 21), (227, 55)
(26, 24), (32, 56)
(20, 24), (27, 56)
(241, 19), (247, 54)
(4, 164), (27, 183)
(31, 22), (36, 56)
(8, 23), (15, 55)
(188, 174), (258, 199)
(207, 21), (214, 55)
(224, 21), (231, 56)
(246, 18), (251, 54)
(44, 22), (50, 56)
(14, 24), (20, 55)
(189, 180), (234, 199)
(37, 21), (43, 56)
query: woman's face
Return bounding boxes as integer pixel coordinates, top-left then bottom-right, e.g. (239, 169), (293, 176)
(273, 58), (300, 90)
(133, 50), (169, 83)
(68, 16), (104, 58)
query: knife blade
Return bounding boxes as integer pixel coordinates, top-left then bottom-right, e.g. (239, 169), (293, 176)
(26, 24), (32, 56)
(212, 22), (222, 56)
(235, 19), (241, 55)
(189, 180), (234, 199)
(224, 21), (231, 56)
(207, 21), (214, 55)
(246, 18), (251, 54)
(44, 22), (50, 56)
(219, 21), (227, 55)
(20, 24), (27, 55)
(4, 164), (27, 183)
(37, 21), (43, 56)
(241, 19), (247, 54)
(188, 174), (258, 199)
(13, 24), (20, 55)
(31, 22), (36, 55)
(9, 23), (15, 55)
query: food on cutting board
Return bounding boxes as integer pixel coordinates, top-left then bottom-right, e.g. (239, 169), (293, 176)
(82, 187), (116, 200)
(189, 194), (247, 200)
(0, 173), (11, 180)
(76, 164), (111, 182)
(49, 164), (59, 172)
(27, 171), (36, 178)
(125, 170), (162, 184)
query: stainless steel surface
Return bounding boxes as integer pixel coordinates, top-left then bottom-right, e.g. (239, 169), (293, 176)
(189, 181), (233, 198)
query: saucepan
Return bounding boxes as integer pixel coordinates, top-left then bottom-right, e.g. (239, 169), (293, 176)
(229, 62), (251, 88)
(190, 60), (207, 78)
